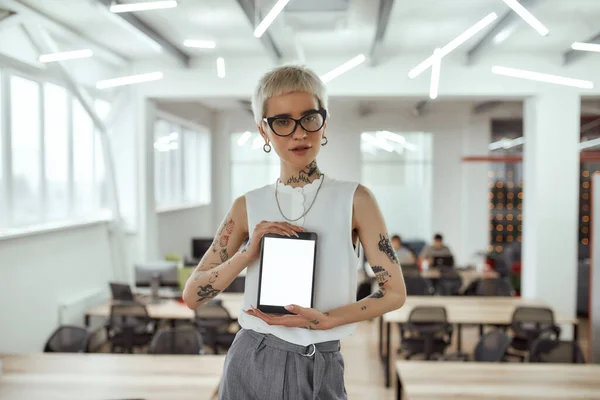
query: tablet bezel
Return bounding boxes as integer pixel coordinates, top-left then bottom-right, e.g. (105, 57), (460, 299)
(256, 232), (318, 315)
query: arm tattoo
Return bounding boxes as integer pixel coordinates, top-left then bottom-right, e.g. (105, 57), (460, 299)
(285, 161), (322, 185)
(361, 306), (367, 311)
(368, 287), (387, 299)
(324, 312), (330, 316)
(311, 319), (319, 325)
(208, 270), (219, 284)
(191, 271), (206, 281)
(378, 234), (400, 264)
(212, 214), (235, 262)
(196, 284), (220, 302)
(372, 265), (391, 287)
(304, 326), (315, 330)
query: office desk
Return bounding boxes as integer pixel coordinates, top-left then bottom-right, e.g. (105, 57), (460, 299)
(380, 296), (579, 387)
(85, 293), (244, 326)
(421, 268), (498, 291)
(0, 353), (225, 400)
(395, 361), (600, 400)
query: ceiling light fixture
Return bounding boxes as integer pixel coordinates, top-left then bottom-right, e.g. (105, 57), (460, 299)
(39, 49), (93, 63)
(429, 48), (442, 100)
(571, 42), (600, 53)
(376, 131), (418, 152)
(254, 0), (290, 38)
(491, 66), (594, 89)
(183, 40), (216, 49)
(110, 1), (177, 13)
(320, 54), (366, 83)
(217, 57), (226, 78)
(501, 0), (549, 36)
(408, 12), (498, 79)
(96, 71), (164, 89)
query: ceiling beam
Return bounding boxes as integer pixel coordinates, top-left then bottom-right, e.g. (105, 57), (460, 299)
(473, 101), (504, 114)
(0, 0), (127, 67)
(0, 10), (21, 32)
(95, 0), (189, 68)
(235, 0), (282, 63)
(466, 0), (538, 65)
(369, 0), (394, 67)
(564, 31), (600, 65)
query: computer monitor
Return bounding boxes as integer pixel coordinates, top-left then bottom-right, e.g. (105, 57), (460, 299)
(109, 282), (135, 302)
(135, 261), (178, 288)
(432, 255), (454, 267)
(192, 238), (214, 260)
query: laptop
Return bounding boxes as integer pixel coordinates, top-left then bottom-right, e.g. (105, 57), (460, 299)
(109, 282), (135, 302)
(432, 256), (455, 267)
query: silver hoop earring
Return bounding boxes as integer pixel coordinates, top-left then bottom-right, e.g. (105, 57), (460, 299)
(321, 136), (328, 146)
(263, 143), (271, 153)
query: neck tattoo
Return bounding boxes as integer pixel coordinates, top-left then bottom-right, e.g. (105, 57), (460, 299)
(285, 161), (322, 185)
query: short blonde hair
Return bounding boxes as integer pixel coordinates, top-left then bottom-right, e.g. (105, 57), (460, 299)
(251, 65), (328, 124)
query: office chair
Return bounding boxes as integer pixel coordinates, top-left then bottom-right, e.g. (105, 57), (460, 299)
(529, 338), (585, 364)
(476, 278), (516, 297)
(444, 329), (512, 362)
(148, 327), (205, 355)
(107, 303), (156, 353)
(507, 306), (561, 362)
(398, 306), (453, 360)
(194, 299), (238, 354)
(434, 268), (462, 296)
(404, 275), (435, 296)
(44, 325), (89, 353)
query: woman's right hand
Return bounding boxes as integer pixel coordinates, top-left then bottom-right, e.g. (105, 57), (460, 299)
(241, 221), (306, 261)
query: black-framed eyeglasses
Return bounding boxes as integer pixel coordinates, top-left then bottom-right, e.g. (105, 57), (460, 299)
(262, 109), (327, 137)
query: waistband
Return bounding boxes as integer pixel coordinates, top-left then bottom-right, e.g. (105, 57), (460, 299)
(245, 328), (340, 357)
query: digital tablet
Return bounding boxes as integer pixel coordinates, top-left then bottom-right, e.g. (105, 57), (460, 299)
(257, 232), (318, 314)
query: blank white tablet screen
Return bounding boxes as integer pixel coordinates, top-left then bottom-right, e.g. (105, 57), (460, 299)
(260, 237), (316, 308)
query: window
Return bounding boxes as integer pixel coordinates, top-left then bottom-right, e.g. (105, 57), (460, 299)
(154, 118), (211, 209)
(361, 131), (433, 240)
(10, 75), (41, 227)
(44, 82), (69, 221)
(230, 131), (279, 204)
(0, 72), (111, 234)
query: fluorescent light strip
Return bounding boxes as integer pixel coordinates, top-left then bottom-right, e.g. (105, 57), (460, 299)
(409, 12), (498, 79)
(110, 1), (177, 13)
(39, 49), (93, 63)
(501, 0), (549, 36)
(96, 71), (164, 89)
(237, 131), (252, 146)
(183, 40), (216, 49)
(320, 54), (366, 83)
(429, 48), (442, 100)
(216, 57), (226, 78)
(376, 131), (418, 152)
(489, 137), (524, 150)
(492, 66), (594, 89)
(580, 138), (600, 150)
(572, 42), (600, 53)
(254, 0), (290, 38)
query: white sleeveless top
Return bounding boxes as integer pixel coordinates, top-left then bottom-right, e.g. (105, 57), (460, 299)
(238, 175), (360, 346)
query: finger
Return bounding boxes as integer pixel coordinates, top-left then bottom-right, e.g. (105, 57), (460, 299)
(268, 223), (297, 237)
(279, 222), (305, 235)
(266, 226), (295, 237)
(285, 305), (320, 320)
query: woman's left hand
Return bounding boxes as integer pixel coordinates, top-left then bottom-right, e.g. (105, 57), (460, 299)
(244, 305), (334, 330)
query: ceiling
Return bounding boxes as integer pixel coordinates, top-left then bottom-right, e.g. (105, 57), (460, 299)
(14, 0), (600, 64)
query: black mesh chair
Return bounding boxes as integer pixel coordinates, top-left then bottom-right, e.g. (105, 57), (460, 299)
(507, 306), (561, 361)
(530, 338), (585, 363)
(148, 327), (205, 355)
(194, 299), (238, 354)
(476, 278), (515, 297)
(44, 325), (89, 353)
(434, 269), (462, 296)
(404, 275), (435, 296)
(399, 306), (453, 360)
(108, 303), (156, 353)
(443, 329), (512, 362)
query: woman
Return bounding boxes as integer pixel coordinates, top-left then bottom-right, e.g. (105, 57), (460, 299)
(183, 65), (406, 400)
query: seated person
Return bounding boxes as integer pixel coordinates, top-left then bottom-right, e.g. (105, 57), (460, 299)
(391, 235), (416, 265)
(419, 233), (454, 266)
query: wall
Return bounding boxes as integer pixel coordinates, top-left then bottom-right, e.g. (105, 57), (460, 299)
(0, 223), (113, 353)
(156, 205), (214, 259)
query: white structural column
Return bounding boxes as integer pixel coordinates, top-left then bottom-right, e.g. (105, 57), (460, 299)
(591, 172), (600, 363)
(522, 91), (580, 338)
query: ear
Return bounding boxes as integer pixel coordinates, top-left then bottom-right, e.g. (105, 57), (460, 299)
(257, 123), (269, 143)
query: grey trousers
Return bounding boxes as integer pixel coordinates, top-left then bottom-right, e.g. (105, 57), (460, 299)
(218, 329), (347, 400)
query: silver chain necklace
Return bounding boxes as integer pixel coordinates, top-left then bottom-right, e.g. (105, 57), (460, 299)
(275, 174), (325, 222)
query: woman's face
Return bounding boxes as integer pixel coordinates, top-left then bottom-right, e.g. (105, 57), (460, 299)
(259, 91), (326, 169)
